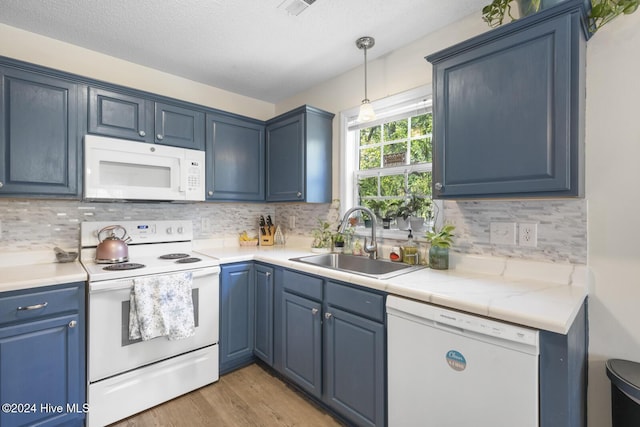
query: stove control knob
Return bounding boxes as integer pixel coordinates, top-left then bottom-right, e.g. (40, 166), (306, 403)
(166, 227), (173, 235)
(177, 227), (184, 234)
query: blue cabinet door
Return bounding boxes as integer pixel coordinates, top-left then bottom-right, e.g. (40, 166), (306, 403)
(219, 263), (255, 374)
(427, 2), (586, 198)
(0, 313), (83, 427)
(266, 113), (305, 201)
(265, 105), (334, 203)
(206, 114), (265, 201)
(88, 86), (152, 141)
(154, 102), (205, 150)
(324, 305), (385, 427)
(0, 67), (79, 196)
(281, 291), (322, 399)
(254, 264), (274, 365)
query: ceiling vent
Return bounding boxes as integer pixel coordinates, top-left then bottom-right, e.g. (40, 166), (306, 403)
(278, 0), (316, 16)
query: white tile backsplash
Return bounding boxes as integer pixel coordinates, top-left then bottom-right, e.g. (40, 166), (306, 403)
(0, 197), (587, 266)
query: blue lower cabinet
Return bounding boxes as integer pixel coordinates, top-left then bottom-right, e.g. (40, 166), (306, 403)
(254, 264), (274, 365)
(0, 282), (85, 427)
(324, 306), (385, 427)
(219, 263), (256, 374)
(281, 291), (323, 399)
(278, 270), (386, 427)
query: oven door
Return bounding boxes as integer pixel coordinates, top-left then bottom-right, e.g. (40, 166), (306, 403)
(88, 267), (219, 383)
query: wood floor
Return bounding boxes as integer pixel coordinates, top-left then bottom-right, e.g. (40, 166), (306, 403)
(109, 363), (343, 427)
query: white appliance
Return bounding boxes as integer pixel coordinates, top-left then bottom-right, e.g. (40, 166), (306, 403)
(387, 295), (539, 427)
(80, 220), (220, 427)
(84, 135), (205, 202)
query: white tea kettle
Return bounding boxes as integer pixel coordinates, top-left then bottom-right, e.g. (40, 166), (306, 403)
(95, 225), (131, 263)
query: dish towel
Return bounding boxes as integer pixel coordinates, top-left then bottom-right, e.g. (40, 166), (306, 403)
(129, 272), (195, 341)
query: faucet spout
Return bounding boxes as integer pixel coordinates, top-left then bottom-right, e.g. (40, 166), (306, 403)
(339, 206), (377, 259)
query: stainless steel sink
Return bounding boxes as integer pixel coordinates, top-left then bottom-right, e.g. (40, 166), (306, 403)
(290, 253), (424, 279)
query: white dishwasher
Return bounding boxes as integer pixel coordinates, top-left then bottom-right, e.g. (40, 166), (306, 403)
(387, 295), (539, 427)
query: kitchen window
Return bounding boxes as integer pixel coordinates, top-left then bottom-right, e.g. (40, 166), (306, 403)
(340, 86), (436, 235)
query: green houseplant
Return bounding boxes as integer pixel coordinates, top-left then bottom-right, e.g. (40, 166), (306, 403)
(482, 0), (639, 31)
(311, 218), (333, 252)
(426, 224), (456, 270)
(395, 195), (433, 232)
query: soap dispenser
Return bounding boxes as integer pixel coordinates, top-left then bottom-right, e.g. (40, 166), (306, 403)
(402, 231), (419, 265)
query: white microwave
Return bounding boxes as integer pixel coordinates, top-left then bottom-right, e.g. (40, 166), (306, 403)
(84, 135), (205, 202)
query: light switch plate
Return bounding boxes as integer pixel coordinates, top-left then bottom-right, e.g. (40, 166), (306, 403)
(490, 222), (517, 245)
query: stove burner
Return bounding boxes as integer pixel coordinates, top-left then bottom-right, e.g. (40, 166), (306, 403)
(103, 263), (146, 271)
(175, 257), (201, 264)
(159, 253), (191, 260)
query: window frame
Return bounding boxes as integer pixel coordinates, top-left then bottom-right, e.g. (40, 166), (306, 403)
(339, 86), (442, 237)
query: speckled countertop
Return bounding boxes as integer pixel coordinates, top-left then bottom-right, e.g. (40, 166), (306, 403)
(0, 243), (587, 334)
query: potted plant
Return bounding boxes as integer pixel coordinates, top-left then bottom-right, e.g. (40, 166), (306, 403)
(482, 0), (639, 31)
(333, 232), (345, 253)
(426, 224), (456, 270)
(395, 195), (432, 232)
(311, 219), (333, 253)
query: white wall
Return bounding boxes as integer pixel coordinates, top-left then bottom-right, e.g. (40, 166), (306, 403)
(277, 9), (640, 427)
(585, 11), (640, 427)
(0, 24), (275, 120)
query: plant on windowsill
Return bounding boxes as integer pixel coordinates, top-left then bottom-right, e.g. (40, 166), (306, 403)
(395, 195), (432, 232)
(333, 232), (345, 253)
(481, 0), (638, 32)
(426, 224), (456, 270)
(311, 218), (333, 253)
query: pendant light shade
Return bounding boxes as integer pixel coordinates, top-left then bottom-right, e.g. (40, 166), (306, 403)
(356, 36), (376, 123)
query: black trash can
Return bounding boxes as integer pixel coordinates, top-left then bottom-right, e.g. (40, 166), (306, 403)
(606, 359), (640, 426)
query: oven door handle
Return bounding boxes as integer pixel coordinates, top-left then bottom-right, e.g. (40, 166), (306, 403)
(89, 268), (219, 293)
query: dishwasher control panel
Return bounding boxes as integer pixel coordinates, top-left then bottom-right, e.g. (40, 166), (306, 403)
(386, 295), (539, 347)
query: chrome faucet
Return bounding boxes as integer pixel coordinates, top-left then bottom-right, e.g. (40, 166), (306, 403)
(338, 206), (377, 259)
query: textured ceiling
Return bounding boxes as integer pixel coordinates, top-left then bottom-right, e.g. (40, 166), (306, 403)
(0, 0), (488, 103)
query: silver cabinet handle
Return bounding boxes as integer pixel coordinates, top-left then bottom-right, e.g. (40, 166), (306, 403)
(435, 182), (443, 190)
(139, 130), (146, 137)
(17, 302), (48, 311)
(324, 312), (332, 319)
(265, 272), (271, 278)
(68, 320), (77, 328)
(0, 181), (4, 188)
(157, 134), (164, 141)
(208, 190), (213, 196)
(311, 308), (319, 315)
(296, 192), (302, 198)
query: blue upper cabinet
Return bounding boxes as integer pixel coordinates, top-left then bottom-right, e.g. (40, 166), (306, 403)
(426, 0), (588, 198)
(154, 102), (205, 150)
(205, 113), (265, 201)
(0, 66), (80, 197)
(88, 86), (152, 142)
(88, 87), (205, 150)
(266, 105), (334, 202)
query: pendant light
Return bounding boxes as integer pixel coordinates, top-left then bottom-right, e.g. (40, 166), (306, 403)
(356, 36), (376, 123)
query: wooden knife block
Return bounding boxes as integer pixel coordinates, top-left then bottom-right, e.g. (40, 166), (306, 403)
(260, 226), (275, 246)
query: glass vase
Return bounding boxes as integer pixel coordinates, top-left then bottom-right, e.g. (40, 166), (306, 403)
(429, 246), (449, 270)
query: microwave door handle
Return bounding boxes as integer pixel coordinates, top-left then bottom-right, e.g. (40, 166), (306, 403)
(179, 157), (186, 193)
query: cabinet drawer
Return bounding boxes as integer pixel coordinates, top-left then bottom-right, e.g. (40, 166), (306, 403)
(283, 270), (323, 301)
(0, 285), (81, 326)
(325, 281), (384, 323)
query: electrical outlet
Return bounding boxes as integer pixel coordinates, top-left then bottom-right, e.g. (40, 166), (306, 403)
(519, 223), (538, 247)
(201, 217), (211, 233)
(490, 222), (517, 245)
(289, 216), (296, 229)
